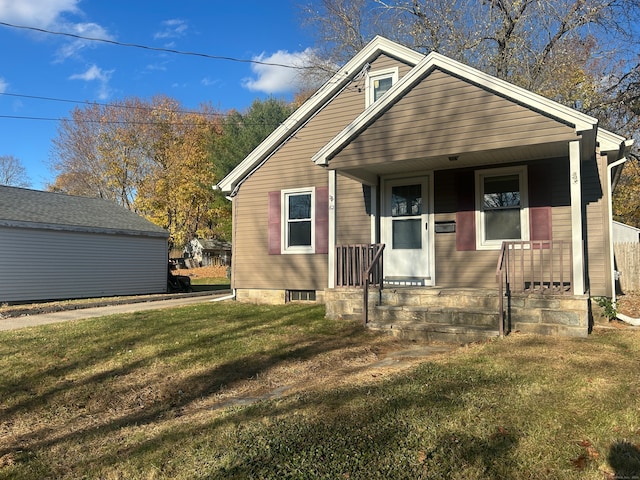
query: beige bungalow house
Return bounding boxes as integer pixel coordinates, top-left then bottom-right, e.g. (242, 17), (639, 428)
(218, 36), (633, 341)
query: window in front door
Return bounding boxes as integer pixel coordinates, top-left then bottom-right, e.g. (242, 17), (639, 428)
(391, 184), (422, 249)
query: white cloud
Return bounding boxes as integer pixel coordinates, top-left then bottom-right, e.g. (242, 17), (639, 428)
(0, 0), (114, 62)
(201, 77), (221, 87)
(69, 65), (114, 100)
(54, 21), (114, 61)
(154, 19), (188, 40)
(242, 48), (317, 94)
(146, 62), (168, 72)
(70, 64), (114, 83)
(0, 77), (8, 93)
(0, 0), (79, 28)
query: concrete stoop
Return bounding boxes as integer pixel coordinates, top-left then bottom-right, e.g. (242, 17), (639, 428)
(324, 286), (591, 342)
(370, 288), (501, 343)
(366, 320), (499, 344)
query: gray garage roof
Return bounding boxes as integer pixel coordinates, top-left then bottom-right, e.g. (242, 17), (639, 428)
(0, 185), (169, 237)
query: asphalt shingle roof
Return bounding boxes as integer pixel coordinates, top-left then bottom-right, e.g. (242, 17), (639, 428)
(197, 239), (232, 250)
(0, 185), (169, 237)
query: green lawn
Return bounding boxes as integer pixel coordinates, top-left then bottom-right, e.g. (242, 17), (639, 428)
(190, 276), (231, 292)
(0, 302), (639, 479)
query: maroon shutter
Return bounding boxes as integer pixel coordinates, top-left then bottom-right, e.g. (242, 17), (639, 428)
(456, 172), (476, 251)
(530, 207), (552, 241)
(268, 191), (281, 255)
(528, 163), (552, 241)
(315, 187), (329, 254)
(456, 211), (476, 251)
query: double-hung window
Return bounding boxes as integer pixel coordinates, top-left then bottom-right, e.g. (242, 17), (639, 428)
(366, 68), (399, 107)
(476, 167), (529, 249)
(282, 188), (315, 253)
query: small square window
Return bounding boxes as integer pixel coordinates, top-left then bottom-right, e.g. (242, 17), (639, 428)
(373, 77), (393, 101)
(366, 68), (399, 106)
(287, 290), (316, 301)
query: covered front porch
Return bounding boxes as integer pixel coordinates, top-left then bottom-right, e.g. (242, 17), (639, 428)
(311, 55), (629, 342)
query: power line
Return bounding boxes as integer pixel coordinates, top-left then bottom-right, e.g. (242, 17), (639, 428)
(0, 92), (298, 126)
(0, 92), (228, 117)
(0, 114), (204, 124)
(0, 113), (287, 127)
(0, 21), (322, 71)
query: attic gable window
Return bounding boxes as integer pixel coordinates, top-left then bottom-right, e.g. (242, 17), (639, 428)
(366, 67), (399, 107)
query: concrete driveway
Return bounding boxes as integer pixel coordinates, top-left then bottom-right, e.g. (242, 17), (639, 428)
(0, 291), (233, 331)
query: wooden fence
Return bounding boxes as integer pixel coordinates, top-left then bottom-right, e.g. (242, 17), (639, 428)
(614, 242), (640, 292)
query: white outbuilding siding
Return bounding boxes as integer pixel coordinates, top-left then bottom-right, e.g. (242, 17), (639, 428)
(0, 186), (170, 303)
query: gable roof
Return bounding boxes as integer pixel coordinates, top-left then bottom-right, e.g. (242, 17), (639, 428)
(0, 186), (169, 237)
(216, 36), (425, 195)
(313, 51), (626, 166)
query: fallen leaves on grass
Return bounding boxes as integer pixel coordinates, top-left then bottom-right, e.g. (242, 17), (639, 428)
(572, 440), (600, 471)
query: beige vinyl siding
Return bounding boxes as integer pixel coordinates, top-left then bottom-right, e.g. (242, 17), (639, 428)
(330, 69), (577, 169)
(584, 152), (611, 296)
(432, 159), (574, 288)
(0, 226), (167, 302)
(336, 175), (373, 245)
(432, 168), (497, 288)
(433, 235), (499, 288)
(232, 54), (414, 291)
(368, 54), (413, 74)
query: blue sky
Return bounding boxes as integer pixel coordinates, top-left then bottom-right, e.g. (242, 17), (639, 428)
(0, 0), (316, 189)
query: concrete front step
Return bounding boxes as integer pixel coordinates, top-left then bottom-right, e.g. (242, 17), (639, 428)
(366, 321), (500, 344)
(376, 305), (500, 327)
(381, 288), (501, 310)
(370, 288), (503, 343)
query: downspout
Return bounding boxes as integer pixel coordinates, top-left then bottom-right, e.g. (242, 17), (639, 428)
(607, 155), (627, 305)
(607, 140), (639, 325)
(209, 290), (236, 302)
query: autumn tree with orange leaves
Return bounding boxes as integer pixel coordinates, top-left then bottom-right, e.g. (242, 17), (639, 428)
(49, 95), (226, 247)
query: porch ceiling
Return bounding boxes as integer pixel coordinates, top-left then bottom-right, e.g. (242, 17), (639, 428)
(331, 140), (573, 185)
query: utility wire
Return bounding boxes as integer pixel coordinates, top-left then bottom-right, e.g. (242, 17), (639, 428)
(0, 113), (288, 127)
(0, 21), (319, 71)
(0, 92), (228, 117)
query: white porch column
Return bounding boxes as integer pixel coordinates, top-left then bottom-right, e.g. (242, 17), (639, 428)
(370, 185), (377, 243)
(569, 140), (585, 295)
(328, 170), (336, 288)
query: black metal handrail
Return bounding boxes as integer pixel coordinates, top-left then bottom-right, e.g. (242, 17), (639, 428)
(495, 242), (508, 338)
(496, 240), (573, 336)
(363, 244), (385, 325)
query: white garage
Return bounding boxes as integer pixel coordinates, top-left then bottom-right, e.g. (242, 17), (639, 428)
(0, 186), (169, 303)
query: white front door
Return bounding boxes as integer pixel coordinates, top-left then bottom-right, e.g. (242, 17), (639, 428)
(382, 176), (432, 285)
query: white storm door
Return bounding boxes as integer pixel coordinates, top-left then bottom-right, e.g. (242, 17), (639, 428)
(382, 177), (431, 284)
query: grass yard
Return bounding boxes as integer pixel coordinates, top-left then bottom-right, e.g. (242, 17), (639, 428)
(174, 265), (231, 291)
(1, 303), (639, 479)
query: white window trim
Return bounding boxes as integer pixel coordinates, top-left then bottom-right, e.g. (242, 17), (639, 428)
(475, 166), (529, 250)
(282, 187), (315, 254)
(365, 67), (399, 107)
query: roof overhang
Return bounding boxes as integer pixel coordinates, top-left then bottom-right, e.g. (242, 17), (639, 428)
(598, 128), (633, 158)
(313, 51), (600, 168)
(0, 219), (170, 238)
(216, 36), (425, 195)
